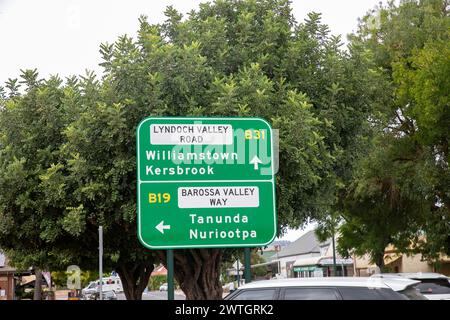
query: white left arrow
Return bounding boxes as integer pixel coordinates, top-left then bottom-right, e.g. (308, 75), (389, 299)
(250, 155), (263, 170)
(156, 221), (171, 234)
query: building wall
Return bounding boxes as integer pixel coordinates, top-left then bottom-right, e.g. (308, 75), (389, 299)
(276, 253), (319, 278)
(354, 254), (373, 270)
(400, 254), (433, 273)
(384, 256), (402, 273)
(294, 265), (354, 278)
(355, 252), (441, 275)
(0, 274), (14, 300)
(438, 263), (450, 276)
(0, 276), (7, 299)
(356, 268), (370, 277)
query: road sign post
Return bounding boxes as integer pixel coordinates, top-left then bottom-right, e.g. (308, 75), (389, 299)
(244, 248), (251, 283)
(99, 226), (103, 301)
(137, 117), (277, 250)
(167, 249), (174, 300)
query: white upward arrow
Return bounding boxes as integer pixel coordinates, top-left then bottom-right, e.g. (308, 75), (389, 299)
(250, 155), (263, 170)
(156, 221), (171, 234)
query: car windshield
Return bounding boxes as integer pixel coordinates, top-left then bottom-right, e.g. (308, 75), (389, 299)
(88, 283), (96, 289)
(414, 279), (450, 295)
(398, 287), (428, 300)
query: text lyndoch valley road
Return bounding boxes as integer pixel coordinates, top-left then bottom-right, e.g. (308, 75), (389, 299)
(137, 117), (277, 249)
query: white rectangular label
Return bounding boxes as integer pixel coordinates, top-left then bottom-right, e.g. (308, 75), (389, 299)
(178, 186), (259, 208)
(150, 124), (233, 145)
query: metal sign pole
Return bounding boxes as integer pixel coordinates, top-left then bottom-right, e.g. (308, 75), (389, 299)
(332, 229), (337, 277)
(136, 117), (278, 299)
(244, 248), (251, 283)
(167, 249), (174, 300)
(99, 226), (103, 301)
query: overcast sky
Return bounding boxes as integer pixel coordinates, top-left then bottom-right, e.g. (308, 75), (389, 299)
(0, 0), (384, 242)
(0, 0), (385, 86)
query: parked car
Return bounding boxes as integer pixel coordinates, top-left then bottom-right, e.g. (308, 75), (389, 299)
(101, 290), (117, 300)
(83, 290), (117, 300)
(159, 283), (168, 291)
(224, 277), (426, 300)
(81, 276), (123, 298)
(372, 272), (450, 300)
(81, 281), (98, 297)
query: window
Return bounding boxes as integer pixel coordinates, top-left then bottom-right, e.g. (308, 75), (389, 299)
(338, 287), (404, 300)
(232, 289), (277, 300)
(283, 288), (340, 300)
(398, 287), (427, 300)
(415, 279), (450, 295)
(375, 288), (409, 300)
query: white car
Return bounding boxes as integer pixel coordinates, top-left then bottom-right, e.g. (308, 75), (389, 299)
(224, 277), (426, 300)
(159, 283), (168, 291)
(83, 290), (117, 300)
(81, 281), (98, 296)
(81, 276), (123, 296)
(372, 272), (450, 300)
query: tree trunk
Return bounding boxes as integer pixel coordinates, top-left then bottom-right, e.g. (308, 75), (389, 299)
(374, 252), (385, 272)
(33, 269), (42, 300)
(158, 249), (223, 300)
(116, 262), (154, 300)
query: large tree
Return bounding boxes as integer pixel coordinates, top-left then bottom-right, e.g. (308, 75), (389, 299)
(0, 70), (78, 299)
(93, 0), (381, 298)
(0, 71), (156, 300)
(337, 0), (450, 268)
(1, 0), (383, 299)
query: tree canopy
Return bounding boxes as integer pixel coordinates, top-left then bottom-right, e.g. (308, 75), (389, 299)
(0, 0), (434, 299)
(337, 0), (450, 269)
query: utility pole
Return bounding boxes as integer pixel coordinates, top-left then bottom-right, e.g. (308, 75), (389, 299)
(276, 245), (281, 276)
(167, 249), (174, 300)
(99, 226), (103, 300)
(332, 228), (337, 277)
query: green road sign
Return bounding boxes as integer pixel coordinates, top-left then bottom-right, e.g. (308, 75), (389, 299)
(137, 117), (277, 249)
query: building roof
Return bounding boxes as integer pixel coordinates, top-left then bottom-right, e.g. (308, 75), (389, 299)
(151, 264), (167, 276)
(0, 266), (16, 274)
(261, 250), (276, 262)
(272, 230), (330, 259)
(0, 252), (16, 274)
